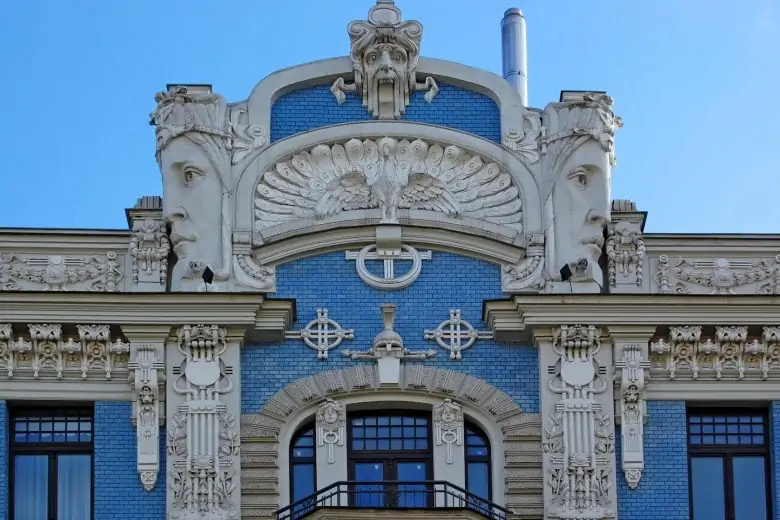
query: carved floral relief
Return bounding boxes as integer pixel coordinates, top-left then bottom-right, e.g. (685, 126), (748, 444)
(0, 252), (123, 292)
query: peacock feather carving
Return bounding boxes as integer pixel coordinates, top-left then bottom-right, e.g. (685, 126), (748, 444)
(254, 137), (523, 233)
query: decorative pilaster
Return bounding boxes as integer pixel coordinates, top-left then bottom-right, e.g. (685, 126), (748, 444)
(609, 326), (655, 491)
(539, 325), (616, 520)
(123, 325), (169, 492)
(606, 200), (647, 293)
(126, 196), (170, 291)
(166, 325), (242, 519)
(315, 399), (347, 494)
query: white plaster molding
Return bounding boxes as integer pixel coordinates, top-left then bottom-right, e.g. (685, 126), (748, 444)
(432, 398), (463, 463)
(167, 325), (241, 519)
(254, 136), (525, 239)
(341, 304), (437, 385)
(0, 251), (123, 292)
(606, 201), (646, 292)
(614, 344), (649, 490)
(331, 1), (438, 120)
(502, 232), (545, 293)
(233, 122), (542, 249)
(316, 399), (345, 464)
(127, 197), (170, 290)
(650, 326), (780, 381)
(285, 309), (354, 360)
(542, 325), (615, 519)
(653, 254), (780, 295)
(0, 323), (129, 380)
(502, 111), (542, 165)
(239, 366), (542, 519)
(129, 343), (165, 491)
(424, 309), (493, 360)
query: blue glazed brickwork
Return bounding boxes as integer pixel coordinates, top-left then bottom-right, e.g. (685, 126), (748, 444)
(270, 83), (500, 143)
(0, 401), (7, 520)
(616, 401), (689, 520)
(772, 402), (780, 520)
(242, 251), (538, 414)
(94, 401), (165, 519)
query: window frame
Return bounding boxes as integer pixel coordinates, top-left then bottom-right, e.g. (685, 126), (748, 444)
(289, 422), (317, 505)
(686, 407), (772, 520)
(464, 421), (493, 502)
(8, 404), (95, 520)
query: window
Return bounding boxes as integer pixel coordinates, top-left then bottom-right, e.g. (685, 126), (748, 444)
(290, 424), (317, 503)
(465, 423), (492, 505)
(10, 405), (94, 520)
(687, 408), (771, 520)
(348, 412), (432, 508)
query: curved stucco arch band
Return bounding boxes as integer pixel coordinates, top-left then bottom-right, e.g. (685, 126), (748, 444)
(239, 365), (542, 517)
(246, 57), (526, 147)
(233, 121), (543, 247)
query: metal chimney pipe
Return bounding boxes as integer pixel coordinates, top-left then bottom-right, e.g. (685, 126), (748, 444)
(501, 8), (528, 106)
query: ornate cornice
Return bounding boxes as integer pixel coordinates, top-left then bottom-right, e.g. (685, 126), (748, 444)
(0, 292), (294, 341)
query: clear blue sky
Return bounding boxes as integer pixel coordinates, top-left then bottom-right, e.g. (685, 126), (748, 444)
(1, 0), (778, 233)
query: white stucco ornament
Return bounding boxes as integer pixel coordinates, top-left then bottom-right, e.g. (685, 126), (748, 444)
(129, 344), (165, 491)
(316, 399), (346, 464)
(285, 309), (355, 360)
(331, 0), (438, 119)
(424, 309), (493, 359)
(432, 398), (464, 464)
(342, 303), (436, 384)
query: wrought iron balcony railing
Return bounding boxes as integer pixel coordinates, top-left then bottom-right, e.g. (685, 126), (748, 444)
(276, 480), (511, 520)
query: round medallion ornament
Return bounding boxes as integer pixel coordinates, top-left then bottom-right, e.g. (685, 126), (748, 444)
(185, 359), (221, 387)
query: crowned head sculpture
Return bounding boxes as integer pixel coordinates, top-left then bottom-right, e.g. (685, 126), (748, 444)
(542, 93), (622, 290)
(150, 86), (233, 291)
(331, 0), (438, 119)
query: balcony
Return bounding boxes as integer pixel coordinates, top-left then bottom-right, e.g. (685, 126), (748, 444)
(276, 481), (511, 520)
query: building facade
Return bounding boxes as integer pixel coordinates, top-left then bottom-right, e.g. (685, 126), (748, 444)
(0, 2), (778, 519)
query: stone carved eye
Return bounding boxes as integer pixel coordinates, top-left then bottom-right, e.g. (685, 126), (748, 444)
(182, 166), (205, 187)
(568, 168), (589, 189)
(366, 53), (378, 64)
(394, 52), (404, 62)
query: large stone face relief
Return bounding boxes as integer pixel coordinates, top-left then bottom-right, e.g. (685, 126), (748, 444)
(331, 0), (438, 120)
(254, 137), (524, 236)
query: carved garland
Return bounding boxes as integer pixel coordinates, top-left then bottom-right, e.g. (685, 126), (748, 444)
(654, 255), (780, 295)
(239, 366), (542, 519)
(0, 324), (129, 379)
(0, 252), (123, 292)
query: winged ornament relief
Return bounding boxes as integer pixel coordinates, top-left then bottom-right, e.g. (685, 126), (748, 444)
(254, 137), (523, 233)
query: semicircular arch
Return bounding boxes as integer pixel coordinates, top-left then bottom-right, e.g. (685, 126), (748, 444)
(234, 121), (543, 249)
(239, 365), (541, 515)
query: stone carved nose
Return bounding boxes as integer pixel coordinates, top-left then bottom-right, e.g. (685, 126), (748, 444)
(379, 50), (392, 71)
(587, 210), (608, 227)
(164, 206), (188, 223)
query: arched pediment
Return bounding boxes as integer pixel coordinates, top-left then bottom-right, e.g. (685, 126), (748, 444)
(233, 122), (543, 248)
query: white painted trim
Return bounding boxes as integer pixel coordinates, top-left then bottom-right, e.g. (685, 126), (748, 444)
(0, 380), (133, 401)
(233, 121), (542, 246)
(251, 226), (523, 272)
(647, 380), (780, 401)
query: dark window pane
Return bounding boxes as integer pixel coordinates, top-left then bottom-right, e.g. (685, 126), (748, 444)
(467, 462), (490, 500)
(13, 455), (48, 520)
(57, 454), (91, 520)
(397, 462), (427, 507)
(292, 464), (315, 502)
(733, 456), (768, 520)
(691, 457), (726, 520)
(354, 462), (384, 508)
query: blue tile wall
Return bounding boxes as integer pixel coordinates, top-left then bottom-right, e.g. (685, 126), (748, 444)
(241, 251), (538, 414)
(0, 401), (7, 520)
(270, 83), (501, 143)
(772, 402), (780, 520)
(94, 402), (165, 520)
(616, 401), (689, 520)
